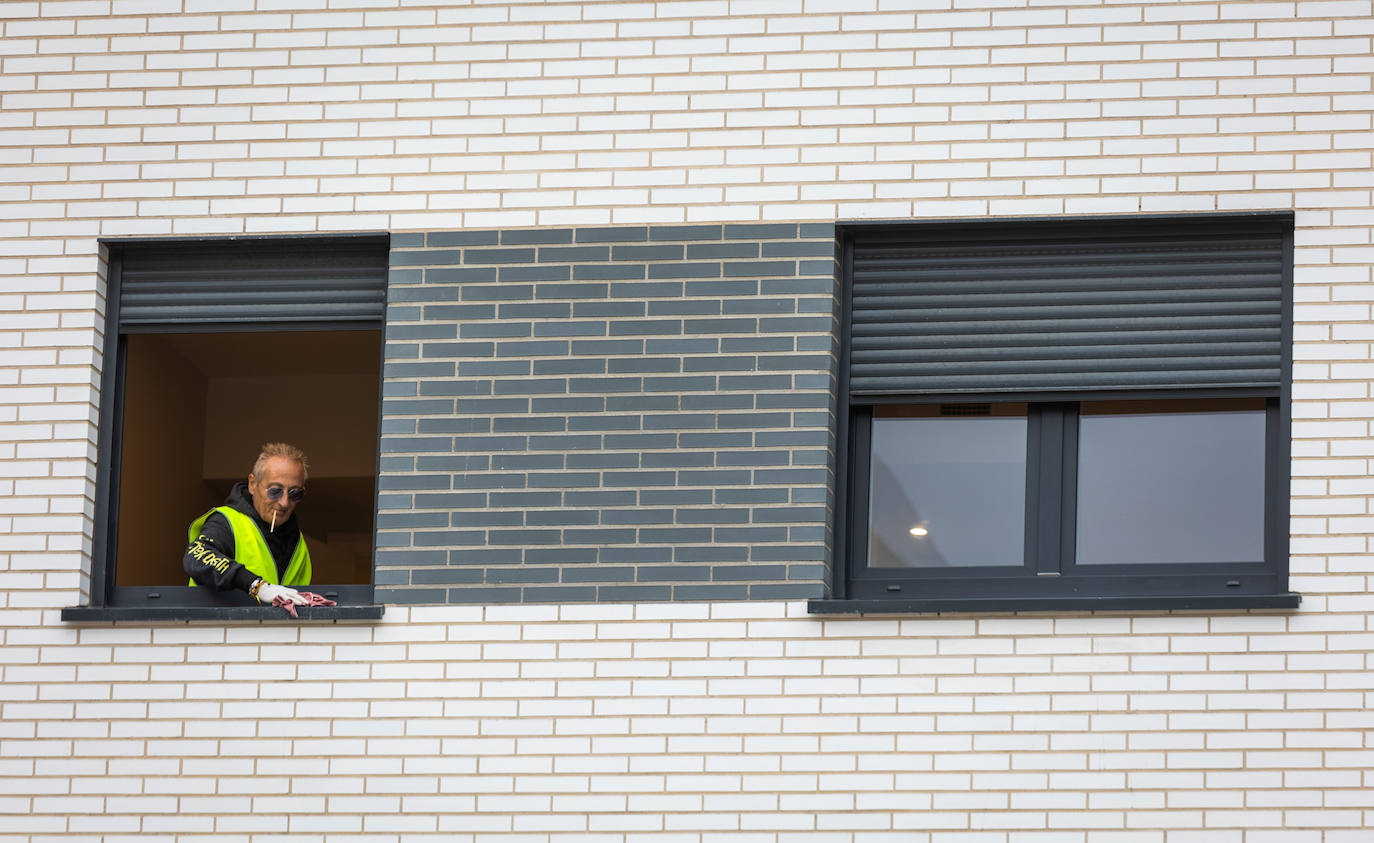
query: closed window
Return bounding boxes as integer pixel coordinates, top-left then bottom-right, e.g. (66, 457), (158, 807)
(822, 214), (1297, 612)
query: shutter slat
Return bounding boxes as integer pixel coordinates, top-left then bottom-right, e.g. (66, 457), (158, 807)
(854, 327), (1279, 350)
(857, 369), (1279, 393)
(853, 299), (1281, 322)
(859, 354), (1281, 374)
(117, 237), (388, 325)
(856, 342), (1279, 364)
(849, 219), (1286, 395)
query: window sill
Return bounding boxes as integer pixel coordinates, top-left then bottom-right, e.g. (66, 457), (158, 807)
(61, 604), (385, 623)
(809, 593), (1302, 615)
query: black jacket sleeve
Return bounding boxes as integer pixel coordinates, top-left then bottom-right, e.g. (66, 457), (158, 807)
(184, 511), (259, 593)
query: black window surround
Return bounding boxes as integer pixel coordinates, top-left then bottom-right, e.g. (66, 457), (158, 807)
(63, 234), (390, 623)
(812, 212), (1300, 614)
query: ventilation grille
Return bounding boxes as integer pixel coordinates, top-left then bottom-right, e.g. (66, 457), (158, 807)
(940, 403), (992, 416)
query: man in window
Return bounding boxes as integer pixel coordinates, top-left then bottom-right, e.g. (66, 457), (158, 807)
(184, 442), (313, 608)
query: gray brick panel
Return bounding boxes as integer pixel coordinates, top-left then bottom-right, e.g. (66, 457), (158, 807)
(379, 223), (839, 603)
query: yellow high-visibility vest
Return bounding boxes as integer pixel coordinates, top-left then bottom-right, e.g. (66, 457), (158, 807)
(186, 506), (311, 587)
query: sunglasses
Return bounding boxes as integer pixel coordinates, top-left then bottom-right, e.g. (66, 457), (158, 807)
(265, 485), (305, 503)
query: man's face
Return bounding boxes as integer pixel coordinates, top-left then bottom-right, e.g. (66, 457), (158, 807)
(247, 456), (306, 527)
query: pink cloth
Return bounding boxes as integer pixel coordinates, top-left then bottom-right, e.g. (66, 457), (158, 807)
(272, 591), (336, 618)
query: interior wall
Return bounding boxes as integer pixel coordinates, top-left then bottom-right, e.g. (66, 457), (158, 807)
(202, 369), (380, 585)
(114, 335), (217, 587)
(201, 373), (380, 481)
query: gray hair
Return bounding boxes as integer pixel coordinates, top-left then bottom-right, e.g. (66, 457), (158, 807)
(251, 442), (309, 482)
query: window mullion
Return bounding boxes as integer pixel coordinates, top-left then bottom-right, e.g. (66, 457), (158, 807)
(1059, 403), (1080, 572)
(1264, 397), (1284, 571)
(1031, 404), (1074, 575)
(846, 407), (873, 582)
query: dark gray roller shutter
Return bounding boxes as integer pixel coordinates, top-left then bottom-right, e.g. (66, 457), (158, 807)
(848, 216), (1288, 395)
(117, 236), (388, 326)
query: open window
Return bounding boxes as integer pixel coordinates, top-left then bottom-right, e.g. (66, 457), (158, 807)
(816, 213), (1299, 613)
(70, 235), (388, 618)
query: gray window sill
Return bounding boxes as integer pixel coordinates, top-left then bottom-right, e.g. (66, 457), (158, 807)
(809, 593), (1302, 615)
(61, 604), (385, 623)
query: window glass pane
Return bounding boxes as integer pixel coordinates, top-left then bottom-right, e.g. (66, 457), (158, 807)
(868, 406), (1027, 568)
(1075, 401), (1266, 566)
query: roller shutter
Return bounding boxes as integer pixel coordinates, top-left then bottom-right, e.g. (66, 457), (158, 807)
(848, 216), (1288, 396)
(116, 236), (389, 326)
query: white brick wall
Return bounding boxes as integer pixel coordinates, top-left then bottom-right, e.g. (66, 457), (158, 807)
(2, 0), (1374, 838)
(14, 602), (1374, 839)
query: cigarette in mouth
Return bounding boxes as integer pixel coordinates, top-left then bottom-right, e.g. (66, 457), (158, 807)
(270, 511), (276, 533)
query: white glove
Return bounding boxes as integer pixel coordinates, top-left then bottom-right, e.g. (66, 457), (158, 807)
(257, 582), (307, 606)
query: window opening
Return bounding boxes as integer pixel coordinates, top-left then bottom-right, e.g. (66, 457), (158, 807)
(80, 234), (388, 613)
(113, 330), (380, 589)
(826, 213), (1296, 611)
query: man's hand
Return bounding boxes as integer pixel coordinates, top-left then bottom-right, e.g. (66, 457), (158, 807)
(257, 582), (307, 606)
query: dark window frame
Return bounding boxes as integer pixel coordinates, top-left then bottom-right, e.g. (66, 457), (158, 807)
(813, 213), (1299, 614)
(64, 234), (389, 622)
